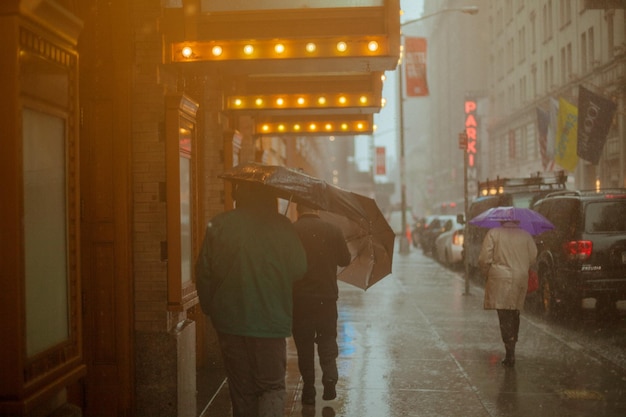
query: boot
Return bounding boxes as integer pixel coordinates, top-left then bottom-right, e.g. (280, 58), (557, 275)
(502, 342), (516, 367)
(322, 379), (337, 401)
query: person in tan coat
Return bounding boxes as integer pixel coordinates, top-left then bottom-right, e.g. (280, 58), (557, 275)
(479, 220), (537, 367)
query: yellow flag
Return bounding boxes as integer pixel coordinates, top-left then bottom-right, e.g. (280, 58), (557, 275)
(555, 97), (578, 171)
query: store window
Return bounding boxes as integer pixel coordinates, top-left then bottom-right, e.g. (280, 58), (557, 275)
(23, 108), (69, 357)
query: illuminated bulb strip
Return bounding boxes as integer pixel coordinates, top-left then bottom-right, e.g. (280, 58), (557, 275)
(255, 119), (372, 135)
(171, 36), (389, 62)
(226, 93), (376, 110)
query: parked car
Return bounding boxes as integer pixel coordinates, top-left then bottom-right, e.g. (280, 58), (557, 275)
(420, 215), (459, 256)
(411, 215), (436, 248)
(532, 189), (626, 319)
(434, 223), (464, 267)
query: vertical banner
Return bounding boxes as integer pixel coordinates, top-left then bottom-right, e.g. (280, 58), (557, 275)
(375, 146), (386, 175)
(535, 107), (552, 170)
(555, 97), (579, 171)
(577, 85), (617, 164)
(547, 97), (559, 161)
(405, 37), (429, 97)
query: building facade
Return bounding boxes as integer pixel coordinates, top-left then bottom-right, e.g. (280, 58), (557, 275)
(487, 0), (625, 190)
(404, 0), (624, 216)
(0, 1), (398, 416)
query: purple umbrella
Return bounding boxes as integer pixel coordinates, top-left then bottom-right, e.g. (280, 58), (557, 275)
(469, 206), (555, 236)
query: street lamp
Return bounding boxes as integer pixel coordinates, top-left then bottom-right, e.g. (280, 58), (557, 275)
(396, 6), (479, 255)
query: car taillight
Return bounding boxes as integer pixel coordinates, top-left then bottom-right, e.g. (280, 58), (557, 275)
(563, 240), (592, 261)
(452, 231), (464, 246)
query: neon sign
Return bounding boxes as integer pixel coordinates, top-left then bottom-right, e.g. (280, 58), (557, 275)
(464, 99), (478, 195)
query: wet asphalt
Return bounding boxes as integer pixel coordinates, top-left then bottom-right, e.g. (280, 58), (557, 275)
(201, 247), (626, 417)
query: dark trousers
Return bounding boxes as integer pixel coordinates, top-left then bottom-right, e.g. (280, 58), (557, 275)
(292, 297), (339, 387)
(217, 332), (286, 417)
(497, 309), (520, 344)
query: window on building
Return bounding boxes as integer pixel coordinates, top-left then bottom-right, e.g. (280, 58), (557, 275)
(542, 4), (549, 42)
(508, 38), (515, 72)
(548, 0), (554, 37)
(589, 27), (595, 67)
(530, 12), (537, 52)
(23, 108), (69, 358)
(518, 26), (526, 63)
(543, 59), (548, 92)
(531, 64), (537, 98)
(544, 56), (555, 91)
(559, 0), (571, 27)
(548, 56), (554, 89)
(560, 46), (566, 83)
(607, 11), (615, 57)
(543, 1), (553, 42)
(567, 43), (572, 79)
(498, 134), (506, 169)
(581, 32), (587, 73)
(520, 75), (527, 103)
(527, 122), (538, 160)
(520, 126), (528, 160)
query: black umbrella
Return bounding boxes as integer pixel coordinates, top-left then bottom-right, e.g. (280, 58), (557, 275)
(219, 162), (394, 290)
(319, 192), (394, 290)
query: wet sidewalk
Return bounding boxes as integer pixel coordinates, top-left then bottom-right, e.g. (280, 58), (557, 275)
(203, 249), (626, 417)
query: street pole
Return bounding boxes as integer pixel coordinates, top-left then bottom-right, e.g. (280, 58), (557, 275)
(398, 58), (410, 255)
(463, 136), (470, 295)
(396, 5), (479, 256)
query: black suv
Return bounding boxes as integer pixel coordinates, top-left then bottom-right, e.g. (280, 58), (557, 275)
(532, 189), (626, 318)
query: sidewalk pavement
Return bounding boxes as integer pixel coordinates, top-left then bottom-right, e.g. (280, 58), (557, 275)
(203, 249), (626, 417)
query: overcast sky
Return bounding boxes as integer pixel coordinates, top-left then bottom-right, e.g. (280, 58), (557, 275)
(354, 0), (424, 182)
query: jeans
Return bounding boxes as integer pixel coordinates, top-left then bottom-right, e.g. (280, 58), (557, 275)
(217, 332), (286, 417)
(292, 297), (339, 387)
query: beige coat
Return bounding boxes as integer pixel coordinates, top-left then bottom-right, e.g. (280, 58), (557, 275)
(478, 222), (537, 311)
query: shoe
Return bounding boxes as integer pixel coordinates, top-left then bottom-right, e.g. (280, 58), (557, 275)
(302, 384), (316, 405)
(322, 382), (336, 401)
(502, 342), (515, 367)
(501, 358), (515, 367)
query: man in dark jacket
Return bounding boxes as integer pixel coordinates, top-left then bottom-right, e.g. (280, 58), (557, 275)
(292, 203), (351, 405)
(196, 182), (307, 417)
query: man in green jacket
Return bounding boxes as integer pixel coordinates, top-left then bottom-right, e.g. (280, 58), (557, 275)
(196, 182), (307, 417)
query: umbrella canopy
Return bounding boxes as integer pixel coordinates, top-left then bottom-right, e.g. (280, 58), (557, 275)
(219, 162), (395, 290)
(469, 206), (555, 236)
(219, 162), (330, 211)
(319, 193), (395, 290)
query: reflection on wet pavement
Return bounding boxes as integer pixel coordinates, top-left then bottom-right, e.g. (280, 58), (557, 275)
(202, 250), (626, 416)
(285, 250), (626, 417)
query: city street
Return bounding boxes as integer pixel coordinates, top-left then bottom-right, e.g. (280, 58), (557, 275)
(203, 248), (626, 417)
